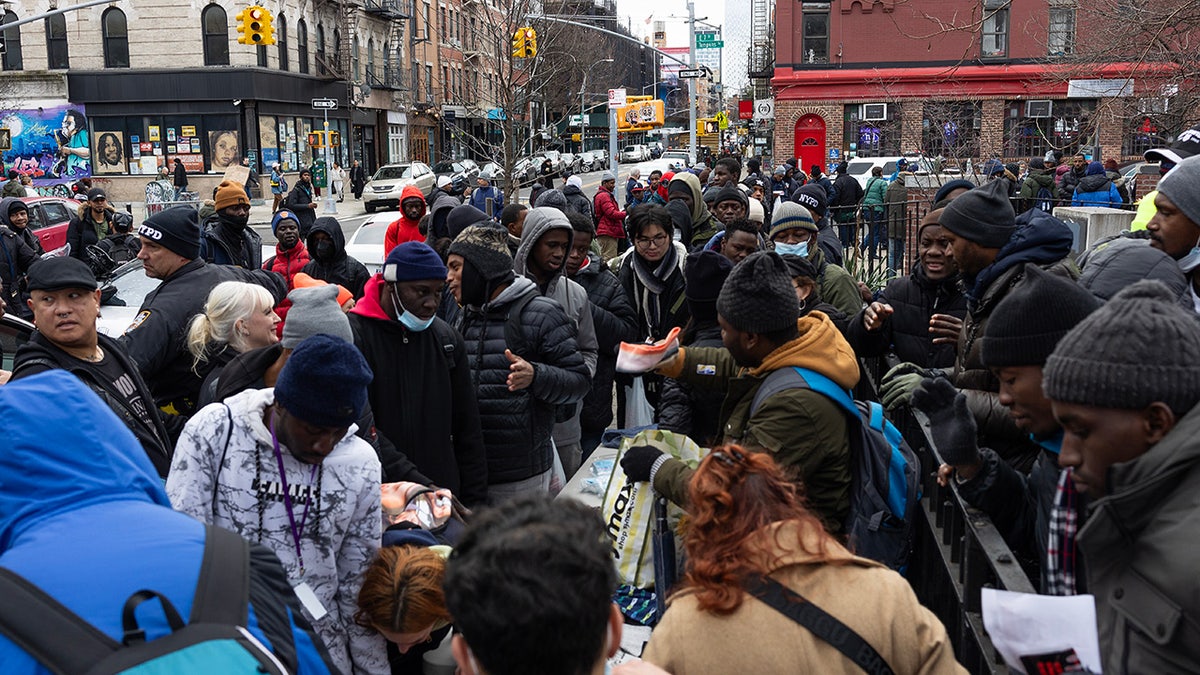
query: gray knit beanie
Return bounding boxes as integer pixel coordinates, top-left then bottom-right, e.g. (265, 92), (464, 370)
(981, 264), (1102, 368)
(716, 251), (799, 333)
(1156, 154), (1200, 228)
(1043, 280), (1200, 416)
(939, 179), (1016, 248)
(282, 284), (354, 349)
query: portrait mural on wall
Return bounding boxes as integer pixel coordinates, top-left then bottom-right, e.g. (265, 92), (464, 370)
(93, 131), (126, 174)
(0, 104), (92, 184)
(208, 129), (240, 171)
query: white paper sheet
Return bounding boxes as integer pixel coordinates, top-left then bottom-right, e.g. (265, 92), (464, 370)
(981, 588), (1102, 674)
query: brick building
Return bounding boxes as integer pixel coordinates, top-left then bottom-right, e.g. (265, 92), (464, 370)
(770, 0), (1180, 172)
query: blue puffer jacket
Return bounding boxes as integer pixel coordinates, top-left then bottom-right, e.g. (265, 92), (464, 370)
(0, 371), (335, 675)
(456, 276), (591, 483)
(1071, 174), (1123, 209)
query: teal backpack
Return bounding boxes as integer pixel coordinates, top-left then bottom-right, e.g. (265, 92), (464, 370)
(0, 525), (289, 674)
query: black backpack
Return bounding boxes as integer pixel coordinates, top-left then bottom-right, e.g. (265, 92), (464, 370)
(0, 525), (288, 674)
(1034, 185), (1054, 212)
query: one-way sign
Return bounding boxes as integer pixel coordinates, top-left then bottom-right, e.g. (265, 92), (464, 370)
(312, 98), (338, 110)
(678, 69), (706, 79)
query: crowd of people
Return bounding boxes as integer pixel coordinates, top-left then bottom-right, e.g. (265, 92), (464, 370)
(1, 132), (1199, 675)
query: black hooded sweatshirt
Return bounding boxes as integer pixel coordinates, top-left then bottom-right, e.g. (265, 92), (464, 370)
(299, 217), (371, 298)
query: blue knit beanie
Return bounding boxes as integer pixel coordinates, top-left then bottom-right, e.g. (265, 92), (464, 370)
(272, 209), (300, 235)
(275, 334), (372, 429)
(1085, 161), (1105, 176)
(384, 241), (448, 282)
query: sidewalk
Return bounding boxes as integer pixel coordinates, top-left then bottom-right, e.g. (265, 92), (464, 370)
(248, 194), (375, 228)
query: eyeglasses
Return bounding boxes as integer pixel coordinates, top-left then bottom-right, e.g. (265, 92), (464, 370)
(634, 234), (669, 249)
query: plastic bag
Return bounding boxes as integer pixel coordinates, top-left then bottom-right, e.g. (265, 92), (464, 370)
(624, 376), (654, 429)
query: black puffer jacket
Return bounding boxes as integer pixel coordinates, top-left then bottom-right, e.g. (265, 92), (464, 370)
(572, 253), (639, 433)
(845, 264), (966, 368)
(66, 203), (115, 261)
(657, 322), (724, 446)
(299, 217), (371, 298)
(457, 276), (590, 484)
(0, 225), (37, 320)
(562, 184), (594, 221)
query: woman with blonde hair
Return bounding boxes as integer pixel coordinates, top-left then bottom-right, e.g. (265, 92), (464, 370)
(641, 445), (965, 675)
(356, 546), (453, 673)
(187, 280), (280, 405)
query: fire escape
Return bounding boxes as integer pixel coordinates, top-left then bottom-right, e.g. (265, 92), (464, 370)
(311, 0), (411, 108)
(748, 0), (774, 99)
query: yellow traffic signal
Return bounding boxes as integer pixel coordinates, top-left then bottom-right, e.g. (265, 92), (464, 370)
(328, 130), (341, 147)
(308, 131), (324, 148)
(236, 6), (275, 46)
(525, 28), (537, 58)
(511, 28), (526, 58)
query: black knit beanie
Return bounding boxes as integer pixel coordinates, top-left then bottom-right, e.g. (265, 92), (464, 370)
(932, 179), (974, 204)
(981, 264), (1102, 368)
(716, 251), (799, 333)
(138, 206), (201, 260)
(685, 250), (733, 322)
(1043, 280), (1200, 416)
(449, 225), (513, 282)
(668, 179), (693, 198)
(712, 185), (748, 210)
(792, 184), (828, 218)
(939, 179), (1016, 248)
(446, 204), (493, 241)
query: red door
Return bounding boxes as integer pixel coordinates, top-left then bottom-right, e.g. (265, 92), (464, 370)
(793, 114), (827, 174)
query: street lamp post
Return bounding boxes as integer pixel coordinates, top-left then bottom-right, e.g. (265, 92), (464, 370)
(580, 58), (614, 153)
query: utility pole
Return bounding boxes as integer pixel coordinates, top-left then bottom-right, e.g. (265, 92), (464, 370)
(688, 0), (697, 166)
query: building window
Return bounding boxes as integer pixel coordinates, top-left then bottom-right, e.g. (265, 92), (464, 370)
(1123, 104), (1177, 157)
(801, 8), (829, 64)
(202, 4), (230, 66)
(102, 8), (129, 68)
(298, 19), (309, 74)
(425, 64), (433, 100)
(1003, 99), (1096, 157)
(334, 29), (341, 72)
(845, 104), (902, 157)
(45, 15), (68, 69)
(439, 6), (447, 43)
(981, 7), (1008, 59)
(367, 37), (375, 82)
(413, 62), (422, 101)
(423, 1), (431, 41)
(921, 102), (981, 162)
(352, 35), (360, 80)
(277, 13), (288, 71)
(1048, 7), (1075, 56)
(258, 45), (268, 67)
(316, 24), (326, 74)
(2, 11), (21, 71)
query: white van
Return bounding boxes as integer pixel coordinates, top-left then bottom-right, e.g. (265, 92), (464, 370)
(845, 155), (942, 189)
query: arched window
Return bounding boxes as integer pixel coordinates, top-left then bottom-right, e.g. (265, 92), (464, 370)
(102, 8), (129, 68)
(352, 35), (360, 81)
(382, 41), (390, 84)
(316, 23), (326, 75)
(2, 11), (24, 70)
(366, 37), (374, 82)
(45, 14), (68, 69)
(276, 13), (288, 71)
(201, 4), (229, 66)
(297, 19), (309, 74)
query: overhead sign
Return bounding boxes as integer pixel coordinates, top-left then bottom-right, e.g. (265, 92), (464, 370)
(695, 32), (722, 48)
(738, 100), (753, 120)
(608, 88), (627, 109)
(1067, 79), (1134, 98)
(753, 99), (775, 120)
(678, 69), (706, 79)
(311, 98), (338, 110)
(617, 99), (666, 132)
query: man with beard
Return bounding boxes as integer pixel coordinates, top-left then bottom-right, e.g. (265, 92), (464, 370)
(1145, 154), (1200, 311)
(200, 180), (263, 269)
(384, 185), (428, 255)
(300, 217), (371, 299)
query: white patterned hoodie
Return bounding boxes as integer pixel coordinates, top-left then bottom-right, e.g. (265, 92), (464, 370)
(167, 387), (387, 675)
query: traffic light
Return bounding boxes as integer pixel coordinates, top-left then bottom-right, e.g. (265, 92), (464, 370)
(511, 28), (526, 58)
(698, 119), (718, 134)
(308, 131), (324, 148)
(236, 6), (275, 46)
(328, 130), (341, 147)
(525, 28), (537, 58)
(512, 27), (537, 58)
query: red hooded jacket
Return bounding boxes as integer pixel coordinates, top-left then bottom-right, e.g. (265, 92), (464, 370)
(385, 185), (428, 255)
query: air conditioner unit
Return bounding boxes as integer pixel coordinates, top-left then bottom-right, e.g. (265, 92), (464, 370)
(861, 103), (888, 121)
(1026, 100), (1053, 118)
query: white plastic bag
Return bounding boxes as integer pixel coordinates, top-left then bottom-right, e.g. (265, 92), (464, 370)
(624, 376), (654, 429)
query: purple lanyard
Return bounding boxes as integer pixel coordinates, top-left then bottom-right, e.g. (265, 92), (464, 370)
(270, 416), (317, 576)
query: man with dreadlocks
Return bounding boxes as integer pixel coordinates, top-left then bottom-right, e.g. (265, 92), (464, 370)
(167, 333), (387, 674)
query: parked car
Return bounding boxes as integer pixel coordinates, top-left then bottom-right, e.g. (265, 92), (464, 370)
(1120, 160), (1162, 202)
(560, 152), (582, 175)
(661, 150), (690, 170)
(96, 260), (164, 336)
(362, 162), (436, 213)
(577, 152), (597, 173)
(480, 162), (507, 189)
(460, 158), (480, 177)
(20, 196), (83, 252)
(512, 157), (539, 187)
(621, 145), (650, 162)
(432, 161), (480, 192)
(344, 218), (389, 274)
(845, 154), (936, 189)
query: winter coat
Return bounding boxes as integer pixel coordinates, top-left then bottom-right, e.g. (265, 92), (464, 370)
(562, 183), (594, 220)
(456, 276), (591, 484)
(1078, 236), (1192, 310)
(613, 242), (691, 342)
(199, 212), (264, 269)
(594, 183), (626, 239)
(1079, 402), (1200, 674)
(673, 173), (723, 249)
(385, 185), (428, 255)
(655, 314), (859, 532)
(1017, 169), (1057, 213)
(953, 208), (1077, 472)
(1056, 166), (1087, 201)
(0, 225), (37, 320)
(173, 161), (188, 189)
(1, 177), (23, 197)
(644, 520), (965, 675)
(300, 217), (371, 299)
(283, 181), (317, 236)
(427, 190), (462, 242)
(12, 332), (174, 477)
(657, 322), (725, 447)
(885, 177), (908, 238)
(862, 176), (888, 213)
(263, 241), (311, 287)
(467, 183), (503, 220)
(118, 259), (286, 416)
(0, 197), (43, 256)
(0, 373), (336, 675)
(806, 245), (863, 317)
(845, 264), (966, 368)
(831, 172), (864, 223)
(65, 202), (115, 261)
(1071, 174), (1123, 209)
(571, 253), (640, 434)
(166, 388), (387, 675)
(1105, 169), (1131, 205)
(349, 276), (489, 507)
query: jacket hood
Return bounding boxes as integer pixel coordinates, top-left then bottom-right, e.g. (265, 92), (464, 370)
(490, 274), (537, 308)
(672, 172), (713, 225)
(562, 184), (585, 197)
(969, 208), (1073, 307)
(749, 312), (860, 390)
(399, 184), (428, 218)
(306, 217), (347, 259)
(446, 204), (492, 241)
(0, 196), (25, 228)
(1077, 174), (1112, 193)
(533, 188), (570, 212)
(515, 206), (574, 287)
(0, 371), (171, 552)
(350, 274), (392, 321)
(1027, 170), (1055, 187)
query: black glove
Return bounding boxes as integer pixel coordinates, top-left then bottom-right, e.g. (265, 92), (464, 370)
(620, 445), (665, 483)
(910, 377), (981, 467)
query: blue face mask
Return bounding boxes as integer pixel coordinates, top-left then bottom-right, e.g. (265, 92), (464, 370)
(391, 285), (434, 332)
(1178, 238), (1200, 274)
(774, 240), (808, 258)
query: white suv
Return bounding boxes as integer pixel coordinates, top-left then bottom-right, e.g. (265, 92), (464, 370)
(621, 145), (650, 162)
(845, 155), (939, 189)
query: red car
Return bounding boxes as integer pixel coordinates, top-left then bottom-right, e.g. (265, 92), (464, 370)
(19, 196), (82, 252)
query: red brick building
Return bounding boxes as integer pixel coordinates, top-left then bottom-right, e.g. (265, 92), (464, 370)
(770, 0), (1177, 171)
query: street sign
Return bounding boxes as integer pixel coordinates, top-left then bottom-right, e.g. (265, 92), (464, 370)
(738, 100), (753, 120)
(695, 32), (722, 49)
(697, 40), (724, 49)
(753, 99), (774, 120)
(715, 111), (729, 130)
(607, 88), (627, 109)
(311, 98), (338, 110)
(678, 69), (706, 79)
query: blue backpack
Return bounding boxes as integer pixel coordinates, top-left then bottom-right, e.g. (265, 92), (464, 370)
(752, 367), (920, 570)
(0, 526), (288, 674)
